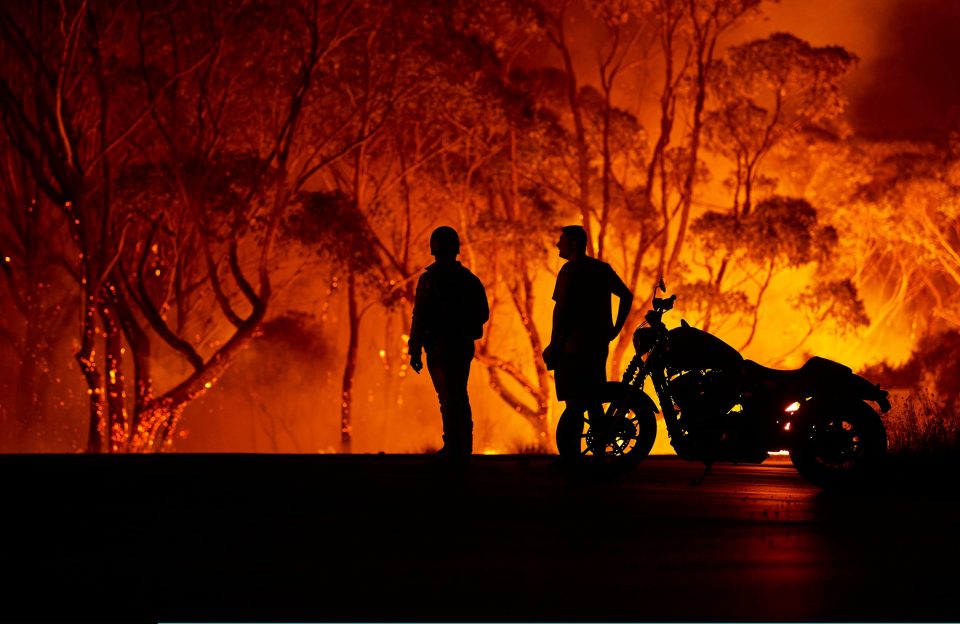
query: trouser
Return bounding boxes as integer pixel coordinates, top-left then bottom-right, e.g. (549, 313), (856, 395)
(426, 340), (475, 457)
(555, 350), (608, 451)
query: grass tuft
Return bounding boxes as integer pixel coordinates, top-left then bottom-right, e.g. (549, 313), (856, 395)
(882, 391), (960, 480)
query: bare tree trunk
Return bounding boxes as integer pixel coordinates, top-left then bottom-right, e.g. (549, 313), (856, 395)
(739, 261), (775, 352)
(668, 8), (716, 274)
(340, 271), (360, 452)
(100, 290), (128, 452)
(79, 293), (105, 454)
(518, 268), (551, 447)
(597, 102), (612, 261)
(547, 7), (594, 252)
(476, 258), (551, 450)
(702, 255), (731, 333)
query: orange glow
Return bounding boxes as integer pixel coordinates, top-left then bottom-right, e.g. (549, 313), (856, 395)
(1, 0), (954, 456)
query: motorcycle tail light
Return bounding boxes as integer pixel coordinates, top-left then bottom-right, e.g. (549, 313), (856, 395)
(784, 401), (801, 413)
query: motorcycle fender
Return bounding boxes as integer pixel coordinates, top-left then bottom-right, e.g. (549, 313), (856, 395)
(631, 388), (659, 415)
(602, 381), (658, 415)
(802, 362), (890, 413)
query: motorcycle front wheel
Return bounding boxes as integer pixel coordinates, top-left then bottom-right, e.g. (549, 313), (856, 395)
(556, 381), (657, 470)
(790, 400), (887, 488)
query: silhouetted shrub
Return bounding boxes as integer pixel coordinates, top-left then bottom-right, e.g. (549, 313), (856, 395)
(883, 391), (960, 457)
(862, 329), (960, 416)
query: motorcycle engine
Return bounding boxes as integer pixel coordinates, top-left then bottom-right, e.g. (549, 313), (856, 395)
(670, 369), (741, 429)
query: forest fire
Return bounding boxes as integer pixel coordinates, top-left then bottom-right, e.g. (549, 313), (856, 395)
(0, 0), (957, 455)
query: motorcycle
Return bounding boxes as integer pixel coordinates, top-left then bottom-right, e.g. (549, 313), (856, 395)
(555, 279), (891, 488)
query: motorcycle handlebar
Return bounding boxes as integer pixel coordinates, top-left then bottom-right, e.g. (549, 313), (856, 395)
(653, 294), (677, 311)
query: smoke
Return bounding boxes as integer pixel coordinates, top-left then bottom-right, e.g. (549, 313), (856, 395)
(737, 0), (960, 139)
(849, 0), (960, 139)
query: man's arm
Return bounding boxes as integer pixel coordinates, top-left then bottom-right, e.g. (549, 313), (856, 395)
(408, 274), (429, 373)
(549, 268), (570, 347)
(476, 276), (490, 326)
(543, 269), (568, 369)
(610, 271), (633, 340)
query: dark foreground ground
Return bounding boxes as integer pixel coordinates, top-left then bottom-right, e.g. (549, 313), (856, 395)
(2, 454), (959, 622)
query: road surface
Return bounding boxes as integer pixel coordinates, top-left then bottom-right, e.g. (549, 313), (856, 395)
(3, 454), (958, 621)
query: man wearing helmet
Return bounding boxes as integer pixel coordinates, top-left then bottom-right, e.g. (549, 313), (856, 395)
(409, 226), (489, 466)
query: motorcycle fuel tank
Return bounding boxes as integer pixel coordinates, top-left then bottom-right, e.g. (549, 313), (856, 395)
(665, 325), (743, 373)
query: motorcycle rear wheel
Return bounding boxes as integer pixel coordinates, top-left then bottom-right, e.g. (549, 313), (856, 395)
(790, 401), (887, 488)
(556, 381), (657, 470)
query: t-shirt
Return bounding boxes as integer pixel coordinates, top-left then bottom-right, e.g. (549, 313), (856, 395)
(552, 256), (630, 354)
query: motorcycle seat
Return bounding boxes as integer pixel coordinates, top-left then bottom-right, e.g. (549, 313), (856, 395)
(741, 359), (805, 384)
(742, 356), (853, 388)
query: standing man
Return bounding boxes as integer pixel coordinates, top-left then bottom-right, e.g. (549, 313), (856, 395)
(543, 225), (633, 447)
(409, 226), (489, 465)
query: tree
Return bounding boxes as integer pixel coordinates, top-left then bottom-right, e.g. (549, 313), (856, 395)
(665, 0), (762, 276)
(686, 32), (856, 335)
(776, 277), (869, 363)
(793, 134), (960, 340)
(0, 0), (365, 451)
(685, 196), (855, 350)
(288, 0), (522, 451)
(535, 0), (597, 252)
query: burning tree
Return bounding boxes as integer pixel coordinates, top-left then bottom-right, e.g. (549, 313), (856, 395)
(679, 31), (860, 344)
(789, 133), (960, 343)
(283, 0), (540, 451)
(1, 0), (955, 454)
(0, 0), (369, 451)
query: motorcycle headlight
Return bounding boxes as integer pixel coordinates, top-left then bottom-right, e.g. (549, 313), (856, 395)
(633, 326), (655, 354)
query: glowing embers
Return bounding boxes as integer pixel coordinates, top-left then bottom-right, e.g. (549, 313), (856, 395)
(784, 401), (801, 413)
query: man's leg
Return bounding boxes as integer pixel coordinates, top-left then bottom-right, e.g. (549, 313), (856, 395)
(427, 342), (474, 459)
(426, 349), (452, 454)
(442, 344), (473, 459)
(569, 400), (607, 454)
(589, 402), (610, 454)
(563, 349), (609, 455)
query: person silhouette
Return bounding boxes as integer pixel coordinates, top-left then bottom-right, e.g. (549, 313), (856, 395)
(543, 225), (633, 449)
(409, 226), (489, 466)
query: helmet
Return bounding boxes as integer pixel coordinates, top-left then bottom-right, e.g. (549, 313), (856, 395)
(430, 226), (460, 257)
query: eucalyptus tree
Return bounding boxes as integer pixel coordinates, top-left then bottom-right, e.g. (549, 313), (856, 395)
(685, 32), (857, 336)
(0, 0), (368, 451)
